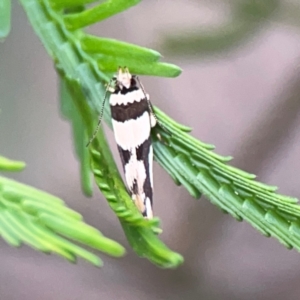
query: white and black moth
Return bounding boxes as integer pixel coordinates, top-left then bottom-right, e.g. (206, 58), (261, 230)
(88, 67), (157, 219)
(109, 67), (156, 219)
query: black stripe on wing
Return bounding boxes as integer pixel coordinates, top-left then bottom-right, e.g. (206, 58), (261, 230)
(117, 146), (131, 167)
(117, 137), (153, 214)
(137, 137), (153, 208)
(111, 97), (149, 122)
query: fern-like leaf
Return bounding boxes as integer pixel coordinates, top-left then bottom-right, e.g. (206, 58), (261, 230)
(19, 0), (184, 267)
(62, 75), (183, 267)
(18, 0), (300, 268)
(153, 109), (300, 250)
(0, 157), (125, 266)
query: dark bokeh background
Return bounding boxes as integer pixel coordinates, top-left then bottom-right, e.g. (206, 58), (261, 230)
(1, 1), (300, 299)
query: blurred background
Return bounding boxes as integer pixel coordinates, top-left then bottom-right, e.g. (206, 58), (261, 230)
(1, 0), (300, 299)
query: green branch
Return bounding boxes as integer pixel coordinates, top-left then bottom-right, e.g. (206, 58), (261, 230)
(17, 0), (300, 268)
(19, 0), (183, 267)
(153, 111), (300, 249)
(0, 157), (125, 266)
(61, 75), (183, 267)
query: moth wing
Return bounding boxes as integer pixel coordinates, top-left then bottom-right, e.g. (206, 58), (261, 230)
(117, 112), (154, 218)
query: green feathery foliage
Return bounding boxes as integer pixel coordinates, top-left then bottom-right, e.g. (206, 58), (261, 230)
(0, 156), (125, 266)
(60, 73), (182, 267)
(15, 0), (300, 268)
(19, 0), (184, 267)
(0, 0), (11, 39)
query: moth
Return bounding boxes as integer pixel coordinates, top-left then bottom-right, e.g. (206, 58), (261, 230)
(88, 67), (157, 219)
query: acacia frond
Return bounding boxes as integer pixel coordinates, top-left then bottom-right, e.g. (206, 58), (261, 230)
(18, 0), (300, 268)
(19, 0), (183, 267)
(62, 75), (183, 267)
(153, 109), (300, 250)
(0, 157), (125, 266)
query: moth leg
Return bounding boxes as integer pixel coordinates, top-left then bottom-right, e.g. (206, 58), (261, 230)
(86, 78), (116, 146)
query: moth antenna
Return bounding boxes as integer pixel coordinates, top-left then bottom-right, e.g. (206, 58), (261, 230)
(135, 76), (172, 136)
(86, 78), (114, 147)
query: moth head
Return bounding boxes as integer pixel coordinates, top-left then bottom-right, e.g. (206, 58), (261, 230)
(116, 66), (132, 89)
